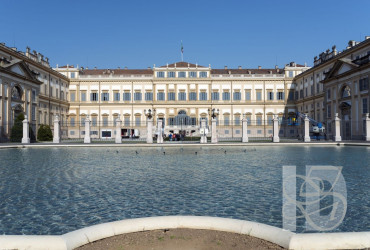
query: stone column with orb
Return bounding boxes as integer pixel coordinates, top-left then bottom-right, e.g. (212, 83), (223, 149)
(157, 119), (163, 144)
(22, 115), (30, 144)
(84, 115), (91, 144)
(145, 109), (154, 144)
(53, 115), (60, 143)
(334, 113), (342, 142)
(115, 117), (122, 144)
(304, 114), (311, 142)
(242, 117), (249, 143)
(211, 118), (218, 143)
(200, 118), (207, 144)
(365, 113), (370, 141)
(272, 115), (280, 143)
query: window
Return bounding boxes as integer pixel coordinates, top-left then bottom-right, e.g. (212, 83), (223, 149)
(277, 91), (284, 100)
(234, 115), (240, 125)
(222, 92), (230, 101)
(267, 90), (274, 100)
(70, 72), (75, 78)
(327, 89), (331, 99)
(190, 117), (197, 125)
(70, 92), (75, 102)
(178, 72), (186, 78)
(157, 72), (164, 78)
(199, 92), (207, 101)
(300, 89), (303, 99)
(81, 117), (86, 126)
(81, 92), (86, 101)
(145, 92), (153, 101)
(168, 92), (175, 101)
(189, 72), (197, 78)
(233, 91), (241, 101)
(168, 72), (175, 78)
(124, 116), (130, 126)
(32, 106), (36, 120)
(123, 92), (131, 101)
(103, 117), (108, 126)
(157, 92), (165, 101)
(189, 92), (197, 101)
(256, 90), (262, 101)
(70, 131), (75, 135)
(70, 117), (75, 126)
(305, 88), (308, 97)
(168, 117), (175, 125)
(311, 85), (314, 96)
(178, 92), (186, 101)
(267, 115), (273, 125)
(224, 115), (230, 126)
(92, 117), (97, 126)
(134, 92), (142, 101)
(199, 72), (207, 78)
(212, 92), (219, 101)
(102, 92), (109, 101)
(289, 71), (294, 77)
(114, 92), (120, 101)
(135, 116), (141, 126)
(245, 90), (251, 101)
(359, 77), (369, 91)
(32, 90), (36, 102)
(327, 104), (332, 118)
(90, 92), (98, 101)
(256, 115), (262, 125)
(363, 98), (368, 114)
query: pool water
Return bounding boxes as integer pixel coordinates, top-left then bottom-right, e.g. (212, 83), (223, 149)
(0, 145), (369, 235)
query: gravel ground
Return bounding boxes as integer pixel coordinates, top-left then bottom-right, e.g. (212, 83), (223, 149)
(76, 228), (286, 250)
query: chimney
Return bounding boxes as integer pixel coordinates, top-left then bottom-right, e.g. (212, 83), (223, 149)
(258, 66), (261, 69)
(117, 66), (120, 69)
(366, 36), (370, 40)
(275, 65), (278, 69)
(224, 66), (228, 70)
(86, 67), (88, 69)
(238, 66), (242, 69)
(124, 66), (128, 70)
(147, 66), (151, 69)
(94, 67), (97, 70)
(11, 47), (17, 51)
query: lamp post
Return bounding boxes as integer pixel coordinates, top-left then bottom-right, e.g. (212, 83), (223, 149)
(144, 108), (156, 144)
(208, 108), (219, 143)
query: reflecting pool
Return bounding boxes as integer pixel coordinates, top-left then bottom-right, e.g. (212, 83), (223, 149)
(0, 145), (369, 235)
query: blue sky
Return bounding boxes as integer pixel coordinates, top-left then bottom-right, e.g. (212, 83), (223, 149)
(1, 0), (370, 69)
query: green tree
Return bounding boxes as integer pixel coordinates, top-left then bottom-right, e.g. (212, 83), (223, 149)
(10, 113), (25, 142)
(37, 124), (53, 141)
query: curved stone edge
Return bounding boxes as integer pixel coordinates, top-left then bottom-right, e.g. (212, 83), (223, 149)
(289, 231), (370, 250)
(0, 216), (369, 250)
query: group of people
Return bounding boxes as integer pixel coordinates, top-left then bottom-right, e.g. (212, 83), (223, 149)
(168, 131), (185, 141)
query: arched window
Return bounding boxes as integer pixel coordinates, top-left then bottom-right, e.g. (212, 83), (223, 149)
(12, 86), (22, 100)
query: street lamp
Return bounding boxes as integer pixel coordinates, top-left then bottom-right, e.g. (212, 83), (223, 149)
(208, 108), (219, 119)
(144, 108), (156, 119)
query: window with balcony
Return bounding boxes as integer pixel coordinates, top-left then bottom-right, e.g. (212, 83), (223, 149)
(178, 92), (186, 101)
(102, 92), (109, 101)
(134, 92), (142, 101)
(245, 90), (251, 101)
(157, 92), (165, 101)
(168, 92), (175, 101)
(123, 92), (131, 101)
(189, 92), (197, 101)
(124, 116), (130, 126)
(224, 115), (230, 126)
(212, 92), (219, 101)
(199, 92), (207, 101)
(234, 115), (240, 125)
(145, 92), (153, 101)
(233, 91), (241, 101)
(222, 91), (230, 101)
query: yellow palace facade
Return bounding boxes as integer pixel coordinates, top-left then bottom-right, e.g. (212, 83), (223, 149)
(55, 62), (308, 139)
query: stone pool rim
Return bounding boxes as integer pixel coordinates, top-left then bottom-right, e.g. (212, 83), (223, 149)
(0, 216), (369, 250)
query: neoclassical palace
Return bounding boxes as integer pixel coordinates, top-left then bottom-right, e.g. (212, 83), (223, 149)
(0, 36), (369, 141)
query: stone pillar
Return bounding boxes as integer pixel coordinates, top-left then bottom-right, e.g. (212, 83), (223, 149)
(365, 113), (370, 141)
(272, 115), (280, 143)
(53, 115), (60, 143)
(84, 115), (91, 144)
(115, 117), (122, 144)
(157, 119), (163, 144)
(242, 118), (249, 143)
(211, 118), (218, 143)
(334, 113), (342, 142)
(200, 118), (207, 144)
(147, 117), (153, 144)
(22, 115), (30, 144)
(304, 114), (311, 142)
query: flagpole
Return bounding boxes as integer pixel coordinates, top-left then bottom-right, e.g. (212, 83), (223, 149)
(181, 40), (183, 62)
